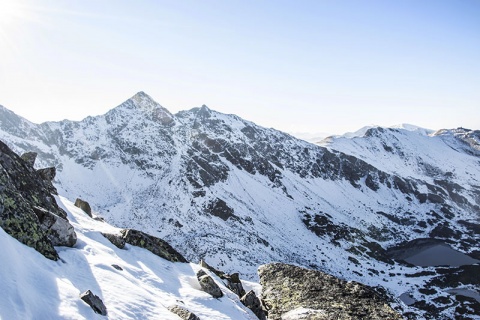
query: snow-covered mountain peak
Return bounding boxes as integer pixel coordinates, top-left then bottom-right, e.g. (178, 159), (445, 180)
(111, 91), (175, 126)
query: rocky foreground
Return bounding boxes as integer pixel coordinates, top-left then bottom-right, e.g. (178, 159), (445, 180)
(259, 263), (402, 320)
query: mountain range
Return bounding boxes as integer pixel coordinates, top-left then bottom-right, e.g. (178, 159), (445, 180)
(1, 92), (479, 319)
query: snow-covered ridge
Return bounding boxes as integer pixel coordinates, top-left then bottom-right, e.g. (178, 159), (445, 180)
(1, 92), (479, 319)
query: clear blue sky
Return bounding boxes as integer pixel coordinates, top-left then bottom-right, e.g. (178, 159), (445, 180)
(1, 0), (479, 135)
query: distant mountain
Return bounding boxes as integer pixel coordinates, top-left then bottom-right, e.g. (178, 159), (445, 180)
(1, 92), (479, 319)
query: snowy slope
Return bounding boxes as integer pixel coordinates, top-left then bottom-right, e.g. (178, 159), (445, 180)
(1, 93), (479, 319)
(0, 195), (258, 320)
(319, 124), (480, 185)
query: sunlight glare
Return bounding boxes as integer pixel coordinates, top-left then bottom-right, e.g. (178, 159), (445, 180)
(0, 0), (28, 26)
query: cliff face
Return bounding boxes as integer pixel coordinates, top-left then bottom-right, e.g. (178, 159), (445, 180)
(0, 140), (76, 260)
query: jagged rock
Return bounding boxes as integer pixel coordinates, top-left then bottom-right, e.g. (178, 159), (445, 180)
(74, 198), (92, 217)
(101, 232), (126, 249)
(36, 167), (58, 195)
(33, 206), (76, 247)
(37, 167), (56, 182)
(102, 229), (187, 264)
(196, 269), (223, 298)
(21, 152), (37, 167)
(225, 273), (246, 298)
(0, 140), (75, 260)
(168, 305), (200, 320)
(199, 259), (226, 279)
(241, 290), (266, 320)
(79, 290), (107, 316)
(259, 263), (402, 320)
(199, 260), (246, 298)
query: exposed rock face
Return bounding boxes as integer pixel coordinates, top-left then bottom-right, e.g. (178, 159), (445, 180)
(241, 290), (266, 320)
(74, 198), (92, 217)
(121, 229), (187, 263)
(21, 152), (37, 167)
(101, 232), (125, 249)
(102, 229), (187, 263)
(225, 272), (246, 298)
(0, 140), (76, 260)
(196, 269), (223, 298)
(33, 206), (77, 247)
(259, 263), (402, 320)
(79, 290), (107, 316)
(168, 305), (200, 320)
(37, 167), (56, 182)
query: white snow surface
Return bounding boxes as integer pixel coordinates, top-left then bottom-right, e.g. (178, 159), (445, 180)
(0, 196), (258, 320)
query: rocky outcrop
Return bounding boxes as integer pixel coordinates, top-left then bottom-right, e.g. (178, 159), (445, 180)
(241, 290), (266, 320)
(259, 263), (402, 320)
(101, 232), (125, 249)
(21, 152), (37, 167)
(79, 290), (107, 316)
(168, 305), (200, 320)
(37, 167), (56, 182)
(74, 198), (92, 217)
(102, 229), (187, 263)
(225, 272), (246, 298)
(0, 141), (76, 260)
(33, 206), (76, 247)
(196, 269), (223, 298)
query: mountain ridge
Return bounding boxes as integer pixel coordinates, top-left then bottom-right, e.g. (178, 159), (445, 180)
(1, 92), (479, 318)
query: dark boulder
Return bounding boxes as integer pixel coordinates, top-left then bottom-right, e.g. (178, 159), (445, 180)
(241, 290), (266, 320)
(225, 273), (246, 298)
(259, 263), (402, 320)
(74, 198), (92, 217)
(196, 269), (223, 298)
(79, 290), (107, 316)
(168, 305), (200, 320)
(121, 229), (187, 263)
(102, 229), (187, 263)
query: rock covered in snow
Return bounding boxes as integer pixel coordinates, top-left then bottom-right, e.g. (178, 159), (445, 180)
(259, 263), (402, 320)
